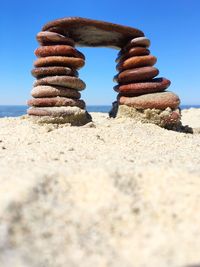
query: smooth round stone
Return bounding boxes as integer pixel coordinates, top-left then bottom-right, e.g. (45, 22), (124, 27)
(116, 55), (157, 71)
(36, 31), (75, 46)
(33, 76), (86, 91)
(27, 97), (85, 109)
(114, 66), (159, 83)
(34, 56), (85, 69)
(31, 67), (78, 79)
(27, 106), (92, 125)
(116, 47), (150, 62)
(35, 45), (85, 59)
(114, 78), (171, 96)
(124, 37), (151, 50)
(118, 92), (180, 110)
(31, 86), (81, 99)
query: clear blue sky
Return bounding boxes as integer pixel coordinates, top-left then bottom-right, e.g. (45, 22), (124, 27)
(1, 0), (199, 105)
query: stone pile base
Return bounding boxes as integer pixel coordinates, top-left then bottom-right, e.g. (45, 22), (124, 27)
(28, 106), (92, 125)
(110, 102), (181, 130)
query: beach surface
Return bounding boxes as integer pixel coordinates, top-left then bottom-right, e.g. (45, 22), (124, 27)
(0, 108), (200, 267)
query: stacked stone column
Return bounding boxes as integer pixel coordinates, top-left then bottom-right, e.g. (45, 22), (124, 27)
(27, 30), (91, 125)
(113, 37), (181, 128)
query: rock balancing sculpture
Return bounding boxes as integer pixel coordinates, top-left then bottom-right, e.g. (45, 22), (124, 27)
(27, 17), (181, 128)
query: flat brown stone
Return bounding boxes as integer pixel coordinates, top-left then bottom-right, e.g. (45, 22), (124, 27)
(123, 37), (151, 51)
(31, 67), (78, 79)
(118, 92), (180, 110)
(31, 86), (81, 99)
(42, 17), (144, 49)
(27, 97), (85, 109)
(116, 47), (150, 62)
(114, 66), (159, 83)
(35, 45), (85, 59)
(116, 55), (157, 71)
(114, 78), (171, 96)
(34, 56), (85, 69)
(36, 31), (75, 46)
(33, 76), (86, 91)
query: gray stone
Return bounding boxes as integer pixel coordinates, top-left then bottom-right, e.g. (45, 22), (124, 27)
(33, 76), (86, 91)
(31, 85), (81, 99)
(124, 37), (151, 50)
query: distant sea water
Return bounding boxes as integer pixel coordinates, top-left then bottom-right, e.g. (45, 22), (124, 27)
(0, 105), (200, 118)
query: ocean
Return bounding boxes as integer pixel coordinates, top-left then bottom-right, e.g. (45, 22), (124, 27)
(0, 105), (199, 118)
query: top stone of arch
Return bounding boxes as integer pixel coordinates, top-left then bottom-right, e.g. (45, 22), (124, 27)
(42, 17), (144, 49)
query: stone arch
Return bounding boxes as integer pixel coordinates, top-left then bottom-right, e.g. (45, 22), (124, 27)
(28, 17), (181, 128)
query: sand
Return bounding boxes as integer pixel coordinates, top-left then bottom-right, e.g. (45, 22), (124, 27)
(0, 108), (200, 267)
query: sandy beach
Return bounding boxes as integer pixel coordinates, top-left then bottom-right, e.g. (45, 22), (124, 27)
(0, 108), (200, 267)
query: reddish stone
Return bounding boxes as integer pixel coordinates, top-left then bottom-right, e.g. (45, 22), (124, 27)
(27, 106), (87, 117)
(116, 47), (150, 62)
(36, 31), (75, 46)
(27, 97), (85, 109)
(31, 67), (78, 79)
(116, 55), (157, 71)
(35, 45), (85, 59)
(33, 76), (86, 91)
(42, 17), (144, 49)
(118, 92), (180, 110)
(34, 56), (85, 69)
(31, 86), (81, 99)
(114, 66), (159, 83)
(162, 109), (181, 125)
(114, 78), (171, 96)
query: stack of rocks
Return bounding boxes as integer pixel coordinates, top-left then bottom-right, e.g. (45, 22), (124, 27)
(27, 30), (91, 125)
(113, 37), (181, 128)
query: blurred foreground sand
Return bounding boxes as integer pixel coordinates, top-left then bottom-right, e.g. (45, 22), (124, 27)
(0, 109), (199, 267)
